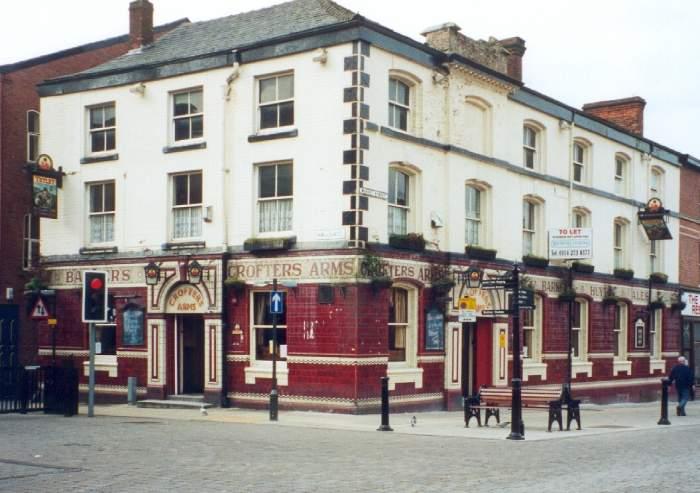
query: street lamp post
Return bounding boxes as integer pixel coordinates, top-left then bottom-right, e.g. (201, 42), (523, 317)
(507, 265), (524, 440)
(565, 264), (574, 403)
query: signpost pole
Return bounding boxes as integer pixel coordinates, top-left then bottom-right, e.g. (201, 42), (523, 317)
(51, 324), (57, 366)
(88, 322), (95, 418)
(507, 265), (524, 440)
(270, 278), (279, 421)
(565, 264), (573, 403)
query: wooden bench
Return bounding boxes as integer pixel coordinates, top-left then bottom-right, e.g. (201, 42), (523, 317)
(464, 386), (581, 432)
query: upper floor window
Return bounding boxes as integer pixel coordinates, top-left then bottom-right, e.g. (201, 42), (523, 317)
(650, 166), (664, 199)
(463, 96), (492, 156)
(172, 89), (203, 142)
(649, 240), (663, 274)
(522, 198), (542, 256)
(171, 172), (202, 239)
(572, 207), (590, 228)
(257, 162), (293, 233)
(572, 141), (588, 183)
(22, 214), (40, 270)
(613, 219), (628, 270)
(523, 125), (537, 169)
(88, 182), (115, 244)
(614, 154), (629, 196)
(388, 78), (410, 132)
(465, 186), (481, 246)
(27, 110), (40, 162)
(88, 103), (116, 154)
(388, 168), (411, 236)
(259, 73), (294, 130)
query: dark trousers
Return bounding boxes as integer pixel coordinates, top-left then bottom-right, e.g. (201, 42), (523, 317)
(677, 387), (690, 415)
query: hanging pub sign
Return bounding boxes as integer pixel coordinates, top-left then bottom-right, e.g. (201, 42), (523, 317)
(425, 307), (445, 351)
(637, 197), (672, 241)
(29, 154), (63, 219)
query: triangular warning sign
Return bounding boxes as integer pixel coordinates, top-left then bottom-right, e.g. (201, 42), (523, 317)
(31, 297), (49, 319)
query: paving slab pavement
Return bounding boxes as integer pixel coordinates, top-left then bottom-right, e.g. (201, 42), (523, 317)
(81, 399), (700, 441)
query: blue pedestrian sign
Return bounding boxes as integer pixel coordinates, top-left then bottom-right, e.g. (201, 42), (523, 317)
(270, 291), (284, 314)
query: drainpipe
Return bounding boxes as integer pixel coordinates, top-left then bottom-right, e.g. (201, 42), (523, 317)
(220, 252), (230, 407)
(565, 113), (576, 226)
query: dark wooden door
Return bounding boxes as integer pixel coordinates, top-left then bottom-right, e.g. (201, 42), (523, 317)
(0, 305), (20, 368)
(181, 317), (204, 394)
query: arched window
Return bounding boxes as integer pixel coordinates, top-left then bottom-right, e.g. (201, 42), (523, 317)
(613, 218), (630, 270)
(572, 139), (591, 184)
(26, 110), (40, 162)
(463, 96), (492, 155)
(650, 166), (664, 199)
(613, 302), (628, 360)
(614, 153), (630, 196)
(572, 298), (588, 361)
(388, 164), (419, 237)
(522, 120), (545, 171)
(523, 294), (543, 361)
(522, 195), (544, 256)
(572, 206), (590, 228)
(388, 71), (421, 134)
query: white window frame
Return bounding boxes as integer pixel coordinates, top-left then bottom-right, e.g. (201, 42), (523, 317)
(614, 154), (630, 196)
(256, 161), (294, 235)
(649, 240), (664, 275)
(386, 283), (422, 390)
(571, 298), (588, 361)
(388, 166), (415, 237)
(465, 185), (482, 246)
(170, 171), (203, 241)
(27, 110), (40, 163)
(388, 77), (411, 132)
(245, 290), (289, 386)
(650, 308), (663, 360)
(572, 207), (590, 228)
(613, 219), (629, 270)
(572, 141), (588, 184)
(87, 103), (116, 155)
(522, 198), (543, 256)
(257, 72), (294, 132)
(522, 295), (542, 361)
(171, 88), (204, 144)
(650, 166), (664, 199)
(613, 302), (628, 360)
(523, 125), (537, 170)
(22, 214), (40, 270)
(86, 181), (116, 246)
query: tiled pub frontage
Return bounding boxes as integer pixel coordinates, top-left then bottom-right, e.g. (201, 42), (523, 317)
(34, 249), (682, 412)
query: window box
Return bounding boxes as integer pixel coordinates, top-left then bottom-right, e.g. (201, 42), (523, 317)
(558, 288), (577, 303)
(671, 301), (687, 312)
(24, 277), (48, 292)
(603, 296), (621, 306)
(572, 261), (594, 274)
(224, 278), (247, 293)
(389, 233), (425, 252)
(371, 276), (393, 293)
(648, 299), (666, 310)
(465, 245), (497, 261)
(649, 272), (668, 284)
(613, 268), (634, 280)
(432, 277), (455, 295)
(522, 254), (549, 269)
(244, 236), (296, 252)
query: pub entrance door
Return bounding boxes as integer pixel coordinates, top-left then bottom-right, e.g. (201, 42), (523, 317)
(461, 318), (494, 397)
(178, 316), (204, 394)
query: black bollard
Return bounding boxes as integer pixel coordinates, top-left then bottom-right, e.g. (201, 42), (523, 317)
(658, 378), (671, 425)
(377, 376), (393, 431)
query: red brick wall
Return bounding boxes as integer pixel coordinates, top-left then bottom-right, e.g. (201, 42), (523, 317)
(582, 97), (646, 136)
(680, 165), (700, 288)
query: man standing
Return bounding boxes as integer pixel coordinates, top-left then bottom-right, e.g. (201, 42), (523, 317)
(668, 356), (695, 416)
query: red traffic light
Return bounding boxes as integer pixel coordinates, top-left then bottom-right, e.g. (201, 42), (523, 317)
(90, 278), (103, 290)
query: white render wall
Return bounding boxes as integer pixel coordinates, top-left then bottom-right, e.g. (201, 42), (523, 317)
(39, 40), (679, 282)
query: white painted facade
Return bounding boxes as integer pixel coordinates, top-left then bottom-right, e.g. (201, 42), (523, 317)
(40, 39), (679, 283)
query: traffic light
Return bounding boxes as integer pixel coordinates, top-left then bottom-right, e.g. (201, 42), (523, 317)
(82, 271), (108, 323)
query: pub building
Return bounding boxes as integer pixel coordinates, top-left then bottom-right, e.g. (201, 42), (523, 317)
(34, 0), (687, 411)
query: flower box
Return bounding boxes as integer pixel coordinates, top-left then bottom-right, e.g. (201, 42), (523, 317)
(243, 236), (296, 252)
(370, 276), (393, 292)
(613, 268), (634, 280)
(649, 272), (668, 284)
(522, 255), (549, 269)
(389, 233), (426, 252)
(572, 262), (594, 274)
(465, 245), (497, 261)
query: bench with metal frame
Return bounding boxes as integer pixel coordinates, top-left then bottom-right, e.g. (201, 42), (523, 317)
(464, 386), (581, 432)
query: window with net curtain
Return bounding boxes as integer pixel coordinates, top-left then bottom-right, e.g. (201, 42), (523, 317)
(172, 172), (202, 239)
(253, 292), (287, 361)
(465, 185), (481, 246)
(258, 162), (293, 233)
(522, 200), (536, 255)
(388, 78), (410, 131)
(88, 182), (115, 244)
(388, 287), (408, 362)
(388, 168), (409, 236)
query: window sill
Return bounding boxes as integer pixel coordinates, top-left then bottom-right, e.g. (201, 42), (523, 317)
(243, 236), (296, 252)
(248, 129), (298, 143)
(649, 359), (666, 374)
(244, 363), (288, 386)
(522, 361), (547, 381)
(613, 359), (632, 376)
(162, 241), (206, 251)
(80, 153), (119, 164)
(386, 365), (423, 390)
(162, 141), (207, 154)
(82, 355), (117, 377)
(80, 246), (118, 255)
(571, 360), (593, 378)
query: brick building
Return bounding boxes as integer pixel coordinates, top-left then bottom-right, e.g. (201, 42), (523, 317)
(34, 0), (688, 411)
(679, 154), (700, 382)
(0, 1), (186, 367)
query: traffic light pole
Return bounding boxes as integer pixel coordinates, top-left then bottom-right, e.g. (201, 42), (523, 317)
(88, 322), (96, 417)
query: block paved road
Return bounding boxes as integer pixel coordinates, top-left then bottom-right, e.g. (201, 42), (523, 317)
(0, 413), (698, 492)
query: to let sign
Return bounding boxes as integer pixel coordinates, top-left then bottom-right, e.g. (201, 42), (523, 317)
(548, 228), (593, 260)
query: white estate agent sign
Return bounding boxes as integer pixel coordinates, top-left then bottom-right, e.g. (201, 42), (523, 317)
(548, 228), (593, 260)
(682, 292), (700, 317)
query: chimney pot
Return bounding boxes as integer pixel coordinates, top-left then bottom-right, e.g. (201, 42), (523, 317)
(498, 37), (526, 82)
(129, 0), (154, 49)
(582, 97), (647, 136)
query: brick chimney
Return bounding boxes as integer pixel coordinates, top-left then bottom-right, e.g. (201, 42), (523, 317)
(498, 37), (526, 82)
(129, 0), (154, 49)
(582, 97), (646, 136)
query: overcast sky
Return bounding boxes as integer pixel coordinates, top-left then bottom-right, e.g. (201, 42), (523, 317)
(1, 0), (698, 157)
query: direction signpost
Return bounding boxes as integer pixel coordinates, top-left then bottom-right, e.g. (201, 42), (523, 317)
(269, 281), (283, 421)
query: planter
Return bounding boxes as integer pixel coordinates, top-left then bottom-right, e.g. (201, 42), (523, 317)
(522, 255), (549, 269)
(602, 296), (620, 306)
(224, 278), (247, 293)
(613, 268), (634, 280)
(389, 233), (426, 252)
(558, 290), (576, 302)
(671, 301), (687, 311)
(572, 262), (594, 274)
(649, 272), (668, 284)
(243, 236), (296, 252)
(370, 276), (393, 292)
(432, 278), (455, 295)
(648, 301), (666, 310)
(465, 245), (497, 261)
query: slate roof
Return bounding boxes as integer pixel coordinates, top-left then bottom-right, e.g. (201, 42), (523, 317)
(79, 0), (356, 76)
